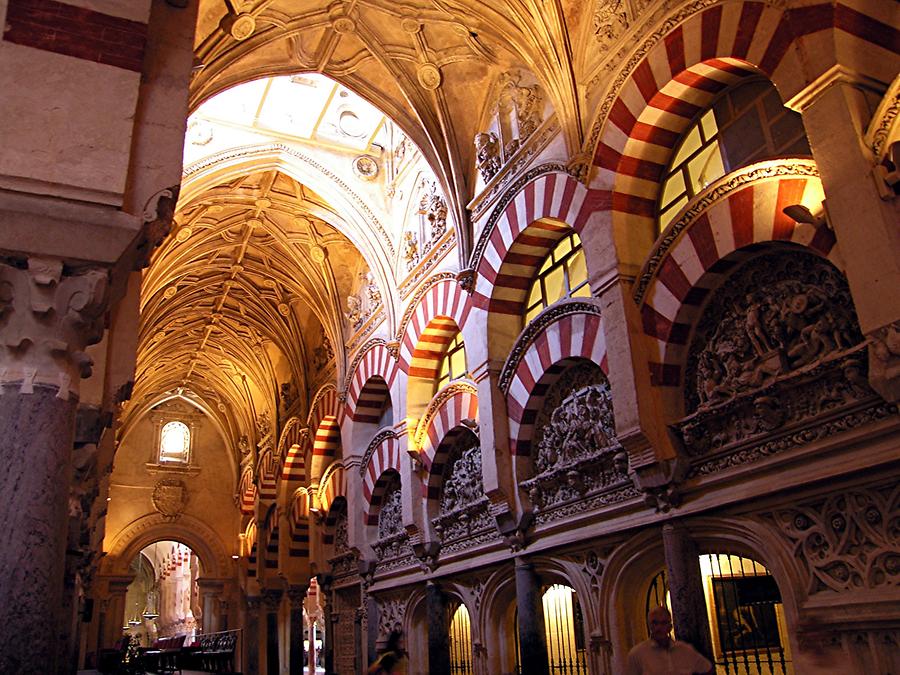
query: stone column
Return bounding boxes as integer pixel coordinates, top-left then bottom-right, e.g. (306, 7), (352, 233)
(789, 73), (900, 401)
(662, 523), (713, 661)
(287, 585), (308, 675)
(245, 595), (261, 675)
(0, 259), (108, 673)
(103, 576), (133, 648)
(515, 558), (550, 675)
(364, 593), (379, 671)
(263, 589), (283, 675)
(427, 581), (452, 675)
(198, 580), (225, 634)
(317, 575), (335, 675)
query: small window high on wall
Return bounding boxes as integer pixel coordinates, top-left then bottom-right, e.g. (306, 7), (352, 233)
(658, 78), (811, 232)
(524, 232), (591, 324)
(159, 420), (191, 464)
(437, 332), (468, 390)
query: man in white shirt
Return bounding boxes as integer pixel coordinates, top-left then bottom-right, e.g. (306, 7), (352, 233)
(626, 606), (714, 675)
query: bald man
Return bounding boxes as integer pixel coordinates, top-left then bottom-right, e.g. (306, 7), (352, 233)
(625, 606), (714, 675)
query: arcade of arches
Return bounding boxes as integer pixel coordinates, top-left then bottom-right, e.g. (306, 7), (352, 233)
(0, 1), (898, 673)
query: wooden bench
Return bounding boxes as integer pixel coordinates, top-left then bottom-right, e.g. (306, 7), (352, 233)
(182, 630), (240, 673)
(138, 634), (186, 674)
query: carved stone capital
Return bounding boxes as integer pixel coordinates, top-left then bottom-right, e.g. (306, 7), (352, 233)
(287, 585), (308, 609)
(261, 588), (283, 611)
(631, 458), (689, 513)
(868, 320), (900, 402)
(455, 268), (475, 293)
(0, 258), (109, 399)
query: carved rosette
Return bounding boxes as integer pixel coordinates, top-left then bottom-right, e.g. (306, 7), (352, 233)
(0, 258), (109, 399)
(521, 370), (632, 523)
(764, 483), (900, 594)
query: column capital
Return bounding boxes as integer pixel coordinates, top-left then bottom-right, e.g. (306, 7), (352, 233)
(0, 258), (109, 399)
(261, 588), (283, 611)
(287, 584), (308, 609)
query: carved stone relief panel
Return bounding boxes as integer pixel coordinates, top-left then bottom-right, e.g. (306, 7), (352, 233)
(431, 432), (496, 551)
(373, 476), (412, 567)
(763, 483), (900, 595)
(521, 363), (635, 523)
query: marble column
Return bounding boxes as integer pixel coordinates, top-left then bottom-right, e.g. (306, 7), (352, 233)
(317, 575), (334, 675)
(246, 595), (261, 675)
(287, 585), (308, 674)
(662, 523), (713, 661)
(263, 589), (283, 675)
(0, 260), (108, 673)
(790, 74), (900, 402)
(515, 558), (550, 675)
(427, 581), (451, 675)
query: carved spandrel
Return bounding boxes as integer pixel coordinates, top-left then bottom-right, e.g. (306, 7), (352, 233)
(0, 258), (109, 399)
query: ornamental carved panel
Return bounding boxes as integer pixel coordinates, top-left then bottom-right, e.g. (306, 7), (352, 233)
(431, 434), (495, 550)
(521, 364), (634, 523)
(373, 479), (412, 567)
(764, 483), (900, 595)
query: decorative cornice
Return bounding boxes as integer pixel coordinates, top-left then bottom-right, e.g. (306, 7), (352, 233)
(468, 116), (562, 220)
(343, 337), (387, 395)
(413, 381), (478, 451)
(632, 159), (820, 305)
(467, 164), (570, 275)
(360, 429), (398, 477)
(398, 229), (456, 299)
(498, 300), (603, 395)
(395, 272), (458, 343)
(181, 142), (394, 256)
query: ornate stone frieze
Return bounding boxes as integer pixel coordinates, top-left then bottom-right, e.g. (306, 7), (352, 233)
(521, 376), (633, 522)
(868, 319), (900, 402)
(632, 159), (820, 304)
(498, 300), (603, 394)
(377, 482), (403, 541)
(376, 596), (405, 639)
(592, 0), (629, 52)
(685, 251), (863, 412)
(763, 483), (900, 594)
(0, 259), (109, 399)
(431, 441), (497, 550)
(474, 132), (502, 183)
(397, 229), (456, 299)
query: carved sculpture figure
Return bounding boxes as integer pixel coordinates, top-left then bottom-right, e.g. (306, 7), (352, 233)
(474, 132), (501, 183)
(439, 443), (484, 515)
(377, 483), (403, 541)
(403, 231), (419, 270)
(346, 294), (363, 329)
(593, 0), (628, 50)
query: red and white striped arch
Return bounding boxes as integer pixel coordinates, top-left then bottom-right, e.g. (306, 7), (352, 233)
(637, 168), (838, 386)
(506, 309), (608, 455)
(307, 384), (343, 431)
(287, 490), (310, 559)
(419, 387), (479, 470)
(263, 505), (279, 569)
(239, 467), (256, 515)
(472, 172), (611, 312)
(362, 433), (402, 525)
(277, 416), (307, 481)
(322, 494), (347, 548)
(319, 463), (346, 516)
(399, 277), (471, 373)
(345, 342), (398, 422)
(256, 449), (278, 502)
(280, 430), (310, 484)
(308, 384), (343, 484)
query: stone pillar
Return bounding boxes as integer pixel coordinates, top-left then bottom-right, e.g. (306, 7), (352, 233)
(662, 523), (713, 661)
(427, 581), (451, 675)
(317, 575), (335, 675)
(287, 585), (308, 675)
(365, 593), (379, 671)
(245, 596), (261, 675)
(0, 259), (109, 673)
(263, 589), (283, 675)
(198, 580), (225, 634)
(515, 558), (550, 675)
(789, 73), (900, 401)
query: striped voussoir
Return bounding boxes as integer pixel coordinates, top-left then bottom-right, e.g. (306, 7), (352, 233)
(472, 172), (610, 314)
(399, 277), (471, 373)
(239, 468), (257, 516)
(320, 466), (346, 545)
(308, 384), (344, 483)
(639, 171), (837, 387)
(256, 449), (278, 502)
(419, 387), (479, 499)
(264, 520), (279, 569)
(345, 342), (397, 421)
(308, 384), (343, 432)
(362, 433), (402, 525)
(506, 311), (608, 456)
(278, 416), (308, 482)
(288, 490), (310, 558)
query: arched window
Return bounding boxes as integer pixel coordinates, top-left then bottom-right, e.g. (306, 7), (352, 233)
(659, 78), (811, 231)
(524, 233), (591, 324)
(437, 333), (467, 390)
(449, 603), (474, 675)
(159, 421), (190, 464)
(541, 584), (587, 674)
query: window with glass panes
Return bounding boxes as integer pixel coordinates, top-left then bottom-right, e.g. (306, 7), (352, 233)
(159, 420), (190, 464)
(437, 332), (467, 389)
(658, 78), (811, 232)
(524, 233), (591, 324)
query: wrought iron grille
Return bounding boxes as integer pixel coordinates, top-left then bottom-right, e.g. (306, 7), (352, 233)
(449, 603), (474, 675)
(543, 584), (588, 675)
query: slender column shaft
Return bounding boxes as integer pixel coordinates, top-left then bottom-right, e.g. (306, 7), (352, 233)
(427, 582), (451, 675)
(662, 523), (713, 661)
(515, 558), (549, 675)
(246, 597), (261, 675)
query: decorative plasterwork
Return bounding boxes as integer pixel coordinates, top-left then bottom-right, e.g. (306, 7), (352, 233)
(181, 142), (394, 257)
(398, 229), (457, 299)
(866, 76), (900, 157)
(498, 300), (603, 395)
(632, 159), (821, 304)
(346, 308), (385, 356)
(467, 163), (570, 273)
(394, 272), (458, 343)
(413, 381), (478, 451)
(360, 429), (397, 478)
(468, 116), (562, 220)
